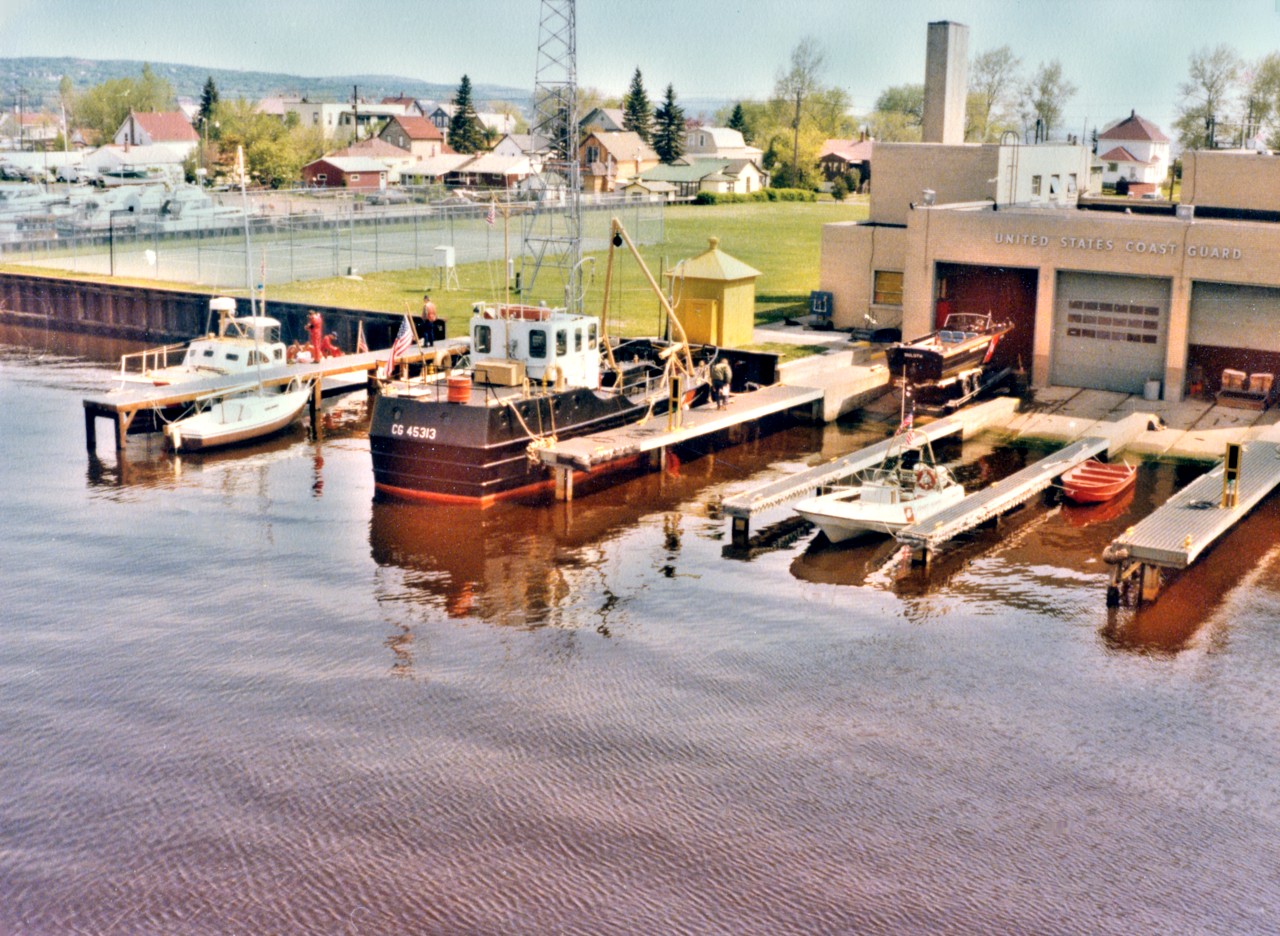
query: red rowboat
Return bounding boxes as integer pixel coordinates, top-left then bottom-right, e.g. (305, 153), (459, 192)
(1060, 459), (1137, 504)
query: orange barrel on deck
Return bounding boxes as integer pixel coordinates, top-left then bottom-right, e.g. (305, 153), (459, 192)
(446, 374), (472, 403)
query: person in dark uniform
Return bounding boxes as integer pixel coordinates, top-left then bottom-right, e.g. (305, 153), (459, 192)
(711, 357), (733, 409)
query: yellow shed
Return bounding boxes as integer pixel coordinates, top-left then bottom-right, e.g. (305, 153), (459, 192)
(665, 236), (761, 347)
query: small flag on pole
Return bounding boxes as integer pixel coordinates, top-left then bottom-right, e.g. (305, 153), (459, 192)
(356, 320), (369, 354)
(485, 201), (496, 226)
(386, 315), (413, 375)
(899, 403), (916, 446)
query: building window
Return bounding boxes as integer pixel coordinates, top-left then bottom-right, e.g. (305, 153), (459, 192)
(315, 173), (327, 184)
(474, 325), (491, 353)
(1050, 175), (1060, 196)
(529, 330), (547, 359)
(586, 145), (600, 164)
(1031, 175), (1042, 196)
(350, 174), (360, 182)
(556, 330), (567, 355)
(873, 271), (904, 306)
(1067, 173), (1078, 194)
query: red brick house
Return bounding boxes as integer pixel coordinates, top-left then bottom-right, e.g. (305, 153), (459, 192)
(301, 156), (388, 189)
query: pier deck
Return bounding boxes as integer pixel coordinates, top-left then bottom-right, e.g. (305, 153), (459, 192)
(534, 383), (823, 500)
(1105, 432), (1280, 605)
(83, 343), (460, 451)
(896, 412), (1154, 557)
(721, 396), (1019, 545)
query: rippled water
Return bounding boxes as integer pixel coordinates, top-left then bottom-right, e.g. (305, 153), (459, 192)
(3, 329), (1279, 935)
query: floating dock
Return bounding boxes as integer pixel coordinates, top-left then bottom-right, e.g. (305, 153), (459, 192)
(721, 396), (1019, 545)
(533, 383), (824, 501)
(83, 344), (459, 452)
(896, 412), (1153, 559)
(1105, 429), (1280, 606)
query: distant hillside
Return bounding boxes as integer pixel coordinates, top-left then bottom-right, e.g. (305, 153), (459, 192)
(0, 57), (531, 112)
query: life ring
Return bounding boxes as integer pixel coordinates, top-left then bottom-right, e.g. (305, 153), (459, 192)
(915, 465), (937, 491)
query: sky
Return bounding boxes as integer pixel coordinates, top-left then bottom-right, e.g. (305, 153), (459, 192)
(3, 0), (1279, 135)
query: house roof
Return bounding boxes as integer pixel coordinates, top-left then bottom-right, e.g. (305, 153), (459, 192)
(819, 138), (874, 162)
(666, 237), (761, 282)
(256, 97), (287, 117)
(128, 111), (199, 143)
(385, 115), (443, 141)
(624, 179), (677, 193)
(584, 130), (658, 163)
(580, 107), (625, 130)
(640, 158), (731, 183)
(1099, 111), (1169, 144)
(460, 152), (535, 176)
(329, 138), (412, 159)
(403, 153), (476, 177)
(1098, 145), (1146, 164)
(498, 132), (551, 153)
(306, 157), (389, 174)
(686, 127), (746, 148)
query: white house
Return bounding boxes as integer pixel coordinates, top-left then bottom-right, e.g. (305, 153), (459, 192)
(1097, 110), (1170, 194)
(683, 127), (763, 162)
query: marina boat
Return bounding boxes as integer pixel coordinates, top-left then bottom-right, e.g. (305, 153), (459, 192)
(117, 296), (288, 388)
(886, 312), (1013, 384)
(165, 379), (311, 452)
(794, 419), (964, 542)
(1060, 459), (1137, 504)
(368, 299), (750, 505)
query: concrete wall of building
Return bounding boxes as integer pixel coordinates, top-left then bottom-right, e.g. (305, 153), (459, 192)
(871, 145), (997, 224)
(1182, 150), (1280, 212)
(994, 144), (1093, 203)
(819, 221), (908, 331)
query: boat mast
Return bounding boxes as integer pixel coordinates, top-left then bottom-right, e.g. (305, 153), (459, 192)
(523, 0), (581, 312)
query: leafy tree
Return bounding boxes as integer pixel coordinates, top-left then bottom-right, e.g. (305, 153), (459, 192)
(652, 83), (685, 164)
(808, 86), (856, 138)
(726, 102), (752, 143)
(72, 64), (175, 137)
(622, 68), (653, 142)
(774, 36), (826, 181)
(830, 176), (849, 201)
(198, 76), (219, 131)
(1018, 60), (1077, 140)
(1174, 44), (1242, 149)
(1250, 52), (1280, 148)
(865, 83), (925, 142)
(967, 46), (1021, 142)
(447, 74), (487, 154)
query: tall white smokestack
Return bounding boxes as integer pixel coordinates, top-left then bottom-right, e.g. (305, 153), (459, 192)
(922, 21), (969, 145)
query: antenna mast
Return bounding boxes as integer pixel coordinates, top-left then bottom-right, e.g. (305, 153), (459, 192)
(524, 0), (582, 312)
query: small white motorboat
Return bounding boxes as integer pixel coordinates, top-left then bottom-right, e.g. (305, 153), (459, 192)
(795, 420), (964, 542)
(165, 380), (311, 452)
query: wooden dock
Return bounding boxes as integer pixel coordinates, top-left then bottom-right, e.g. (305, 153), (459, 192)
(83, 343), (460, 452)
(533, 383), (823, 501)
(1105, 431), (1280, 606)
(721, 396), (1018, 546)
(895, 413), (1154, 559)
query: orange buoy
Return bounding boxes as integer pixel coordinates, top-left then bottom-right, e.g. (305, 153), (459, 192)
(446, 374), (472, 403)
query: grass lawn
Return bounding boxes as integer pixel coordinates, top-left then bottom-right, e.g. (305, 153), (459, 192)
(2, 199), (869, 346)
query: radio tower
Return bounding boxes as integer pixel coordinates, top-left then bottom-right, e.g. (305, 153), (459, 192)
(523, 0), (583, 312)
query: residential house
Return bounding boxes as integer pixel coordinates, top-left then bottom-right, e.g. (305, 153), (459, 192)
(285, 99), (411, 139)
(491, 133), (550, 163)
(428, 104), (517, 140)
(1097, 110), (1171, 195)
(301, 156), (388, 190)
(255, 97), (288, 118)
(451, 152), (537, 189)
(637, 158), (766, 198)
(325, 138), (418, 183)
(400, 153), (476, 186)
(683, 127), (763, 162)
(818, 135), (874, 187)
(113, 111), (199, 158)
(1, 111), (62, 150)
(580, 130), (659, 193)
(379, 116), (445, 158)
(579, 107), (625, 134)
(381, 94), (426, 117)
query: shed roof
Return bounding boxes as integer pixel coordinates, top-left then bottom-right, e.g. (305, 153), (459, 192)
(665, 237), (761, 281)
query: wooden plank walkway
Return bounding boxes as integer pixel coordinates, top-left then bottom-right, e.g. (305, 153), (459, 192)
(83, 342), (462, 451)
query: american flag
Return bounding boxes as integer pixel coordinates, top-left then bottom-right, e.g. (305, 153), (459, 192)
(485, 201), (496, 226)
(899, 404), (916, 446)
(386, 315), (413, 374)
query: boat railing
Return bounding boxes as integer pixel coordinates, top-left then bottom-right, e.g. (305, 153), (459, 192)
(119, 342), (188, 379)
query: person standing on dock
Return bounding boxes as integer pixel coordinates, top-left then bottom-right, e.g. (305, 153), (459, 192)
(421, 294), (438, 347)
(711, 357), (733, 409)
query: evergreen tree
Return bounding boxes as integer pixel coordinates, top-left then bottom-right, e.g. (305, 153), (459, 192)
(198, 76), (219, 131)
(727, 102), (751, 144)
(622, 67), (652, 142)
(448, 74), (487, 154)
(652, 83), (685, 164)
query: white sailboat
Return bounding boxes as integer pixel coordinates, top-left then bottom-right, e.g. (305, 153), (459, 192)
(795, 409), (964, 542)
(165, 147), (311, 452)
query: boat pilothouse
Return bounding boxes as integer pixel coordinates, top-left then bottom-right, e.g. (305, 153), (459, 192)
(470, 301), (601, 389)
(118, 296), (288, 388)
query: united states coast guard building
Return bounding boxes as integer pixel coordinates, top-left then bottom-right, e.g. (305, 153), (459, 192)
(821, 21), (1280, 403)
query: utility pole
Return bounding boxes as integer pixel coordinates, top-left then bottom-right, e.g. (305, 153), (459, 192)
(351, 84), (359, 141)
